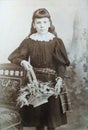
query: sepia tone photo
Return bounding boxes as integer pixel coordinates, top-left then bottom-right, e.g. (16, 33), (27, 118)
(0, 0), (88, 130)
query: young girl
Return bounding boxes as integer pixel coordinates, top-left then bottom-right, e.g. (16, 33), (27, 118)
(8, 8), (70, 130)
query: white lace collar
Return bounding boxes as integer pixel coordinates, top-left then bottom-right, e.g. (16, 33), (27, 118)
(29, 32), (55, 42)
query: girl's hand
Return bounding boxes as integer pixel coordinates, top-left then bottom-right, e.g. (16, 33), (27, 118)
(21, 60), (32, 70)
(55, 77), (63, 95)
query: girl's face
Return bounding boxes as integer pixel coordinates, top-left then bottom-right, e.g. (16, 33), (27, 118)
(33, 17), (50, 34)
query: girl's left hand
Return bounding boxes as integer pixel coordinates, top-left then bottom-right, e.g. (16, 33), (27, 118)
(55, 77), (63, 95)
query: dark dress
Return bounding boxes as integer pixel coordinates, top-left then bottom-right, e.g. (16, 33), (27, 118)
(8, 37), (70, 128)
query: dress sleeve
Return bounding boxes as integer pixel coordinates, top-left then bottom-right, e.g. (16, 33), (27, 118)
(8, 39), (29, 65)
(53, 38), (70, 78)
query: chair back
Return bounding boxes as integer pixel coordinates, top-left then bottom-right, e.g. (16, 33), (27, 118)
(0, 63), (26, 109)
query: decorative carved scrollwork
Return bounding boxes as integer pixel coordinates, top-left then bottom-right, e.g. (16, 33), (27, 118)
(0, 78), (20, 105)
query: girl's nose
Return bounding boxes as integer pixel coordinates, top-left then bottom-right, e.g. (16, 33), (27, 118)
(40, 23), (44, 28)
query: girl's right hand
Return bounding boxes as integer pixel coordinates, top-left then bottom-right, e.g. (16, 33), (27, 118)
(21, 60), (32, 70)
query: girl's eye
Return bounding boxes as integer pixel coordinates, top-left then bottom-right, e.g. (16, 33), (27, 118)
(36, 21), (47, 24)
(44, 21), (47, 23)
(36, 21), (41, 24)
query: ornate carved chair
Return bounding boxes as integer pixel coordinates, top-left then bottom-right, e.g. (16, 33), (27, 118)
(0, 63), (26, 130)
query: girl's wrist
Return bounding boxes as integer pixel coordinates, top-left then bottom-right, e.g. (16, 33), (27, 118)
(20, 60), (27, 67)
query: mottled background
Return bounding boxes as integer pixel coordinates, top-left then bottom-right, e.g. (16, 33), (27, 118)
(0, 0), (88, 130)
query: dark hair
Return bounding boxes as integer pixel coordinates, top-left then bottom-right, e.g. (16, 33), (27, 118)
(28, 8), (57, 37)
